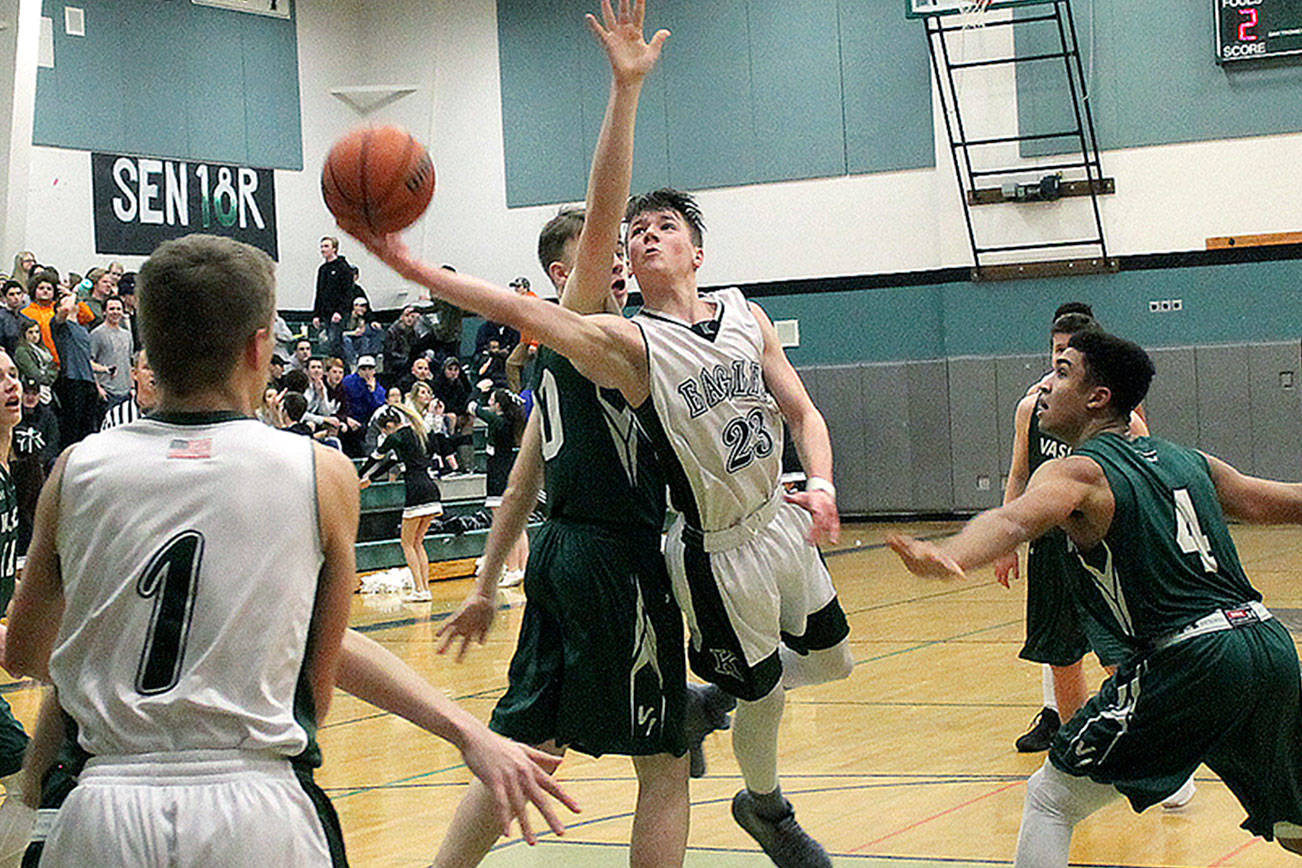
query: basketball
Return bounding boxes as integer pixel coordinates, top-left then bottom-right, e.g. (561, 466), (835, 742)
(321, 125), (436, 234)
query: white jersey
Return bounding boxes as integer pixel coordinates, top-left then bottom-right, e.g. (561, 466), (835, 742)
(50, 415), (324, 760)
(635, 288), (783, 533)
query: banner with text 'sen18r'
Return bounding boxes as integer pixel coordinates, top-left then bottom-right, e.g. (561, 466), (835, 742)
(92, 153), (278, 259)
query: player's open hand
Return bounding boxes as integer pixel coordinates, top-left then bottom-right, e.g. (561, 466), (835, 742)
(435, 590), (497, 662)
(993, 550), (1019, 588)
(460, 729), (581, 845)
(886, 533), (967, 581)
(784, 489), (840, 546)
(586, 0), (670, 85)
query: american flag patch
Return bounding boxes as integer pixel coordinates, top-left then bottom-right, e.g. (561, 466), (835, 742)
(167, 438), (212, 460)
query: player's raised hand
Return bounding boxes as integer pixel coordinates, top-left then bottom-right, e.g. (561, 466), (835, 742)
(336, 219), (420, 280)
(586, 0), (670, 85)
(459, 729), (580, 845)
(435, 590), (497, 662)
(887, 533), (967, 581)
(784, 489), (840, 546)
(993, 550), (1019, 588)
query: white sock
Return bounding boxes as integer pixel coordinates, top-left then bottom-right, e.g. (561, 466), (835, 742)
(0, 774), (34, 868)
(731, 683), (784, 795)
(1042, 665), (1058, 711)
(1014, 762), (1119, 868)
(779, 641), (853, 690)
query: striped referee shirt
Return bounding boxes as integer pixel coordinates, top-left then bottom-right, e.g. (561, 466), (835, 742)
(100, 393), (141, 431)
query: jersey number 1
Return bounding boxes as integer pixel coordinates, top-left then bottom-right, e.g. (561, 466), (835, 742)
(135, 531), (204, 695)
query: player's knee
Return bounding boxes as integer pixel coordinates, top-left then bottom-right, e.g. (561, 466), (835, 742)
(820, 642), (855, 682)
(633, 752), (689, 790)
(1024, 762), (1118, 825)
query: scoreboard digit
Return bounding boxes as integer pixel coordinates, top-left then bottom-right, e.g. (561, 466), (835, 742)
(1217, 0), (1302, 63)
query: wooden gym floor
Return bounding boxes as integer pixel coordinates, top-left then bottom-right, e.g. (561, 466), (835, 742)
(5, 520), (1300, 866)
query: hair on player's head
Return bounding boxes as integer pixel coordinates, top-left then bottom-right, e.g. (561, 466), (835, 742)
(625, 188), (705, 247)
(139, 234), (275, 398)
(1051, 312), (1099, 338)
(537, 207), (586, 273)
(1053, 301), (1094, 322)
(1067, 330), (1154, 418)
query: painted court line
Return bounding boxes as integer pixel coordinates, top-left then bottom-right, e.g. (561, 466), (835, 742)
(856, 780), (1025, 850)
(1208, 836), (1259, 866)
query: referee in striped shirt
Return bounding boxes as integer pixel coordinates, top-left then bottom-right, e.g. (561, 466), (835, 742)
(100, 349), (156, 431)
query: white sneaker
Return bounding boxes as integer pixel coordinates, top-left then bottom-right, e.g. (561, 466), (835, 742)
(1161, 777), (1196, 811)
(499, 569), (524, 588)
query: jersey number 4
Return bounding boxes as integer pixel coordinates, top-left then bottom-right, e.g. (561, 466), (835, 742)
(134, 530), (204, 695)
(1173, 488), (1218, 573)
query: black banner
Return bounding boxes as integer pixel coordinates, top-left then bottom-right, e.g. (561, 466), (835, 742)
(91, 153), (278, 258)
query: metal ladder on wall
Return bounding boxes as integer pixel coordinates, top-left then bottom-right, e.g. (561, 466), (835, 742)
(922, 0), (1116, 280)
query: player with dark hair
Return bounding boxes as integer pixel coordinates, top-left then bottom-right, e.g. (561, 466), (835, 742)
(891, 329), (1302, 865)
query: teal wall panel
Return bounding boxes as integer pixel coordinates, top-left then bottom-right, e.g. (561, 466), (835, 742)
(1016, 0), (1302, 156)
(661, 0), (757, 190)
(840, 0), (936, 174)
(497, 0), (935, 207)
(34, 0), (303, 170)
(748, 0), (846, 183)
(744, 256), (1302, 367)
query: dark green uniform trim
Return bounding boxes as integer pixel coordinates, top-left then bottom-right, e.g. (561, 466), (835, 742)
(1051, 620), (1302, 837)
(293, 761), (349, 866)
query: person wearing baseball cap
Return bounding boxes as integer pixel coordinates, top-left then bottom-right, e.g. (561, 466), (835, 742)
(342, 354), (386, 446)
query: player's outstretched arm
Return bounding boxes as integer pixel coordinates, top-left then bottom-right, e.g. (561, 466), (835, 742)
(437, 413), (545, 661)
(890, 456), (1104, 579)
(994, 392), (1037, 587)
(748, 302), (839, 545)
(1204, 452), (1302, 524)
(337, 630), (579, 844)
(306, 444), (362, 722)
(563, 0), (669, 316)
(340, 228), (648, 401)
(5, 449), (71, 681)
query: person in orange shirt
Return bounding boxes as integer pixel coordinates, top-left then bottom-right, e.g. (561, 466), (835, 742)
(22, 271), (93, 366)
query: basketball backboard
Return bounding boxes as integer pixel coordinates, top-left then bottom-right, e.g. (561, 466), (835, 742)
(905, 0), (1050, 18)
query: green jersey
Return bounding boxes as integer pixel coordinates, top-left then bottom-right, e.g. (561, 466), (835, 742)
(533, 348), (665, 533)
(1028, 406), (1072, 474)
(0, 464), (16, 612)
(1070, 433), (1260, 647)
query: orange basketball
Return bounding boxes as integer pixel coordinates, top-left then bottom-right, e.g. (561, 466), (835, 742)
(321, 125), (435, 234)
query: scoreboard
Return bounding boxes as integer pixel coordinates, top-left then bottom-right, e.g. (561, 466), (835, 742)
(1217, 0), (1302, 62)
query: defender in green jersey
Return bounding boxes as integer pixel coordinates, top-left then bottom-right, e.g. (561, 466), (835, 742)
(891, 330), (1302, 864)
(998, 312), (1133, 754)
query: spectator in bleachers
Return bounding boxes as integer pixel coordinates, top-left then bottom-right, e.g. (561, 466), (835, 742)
(325, 357), (363, 455)
(82, 268), (116, 328)
(14, 321), (56, 405)
(90, 297), (133, 406)
(280, 391), (313, 437)
(398, 355), (436, 396)
(257, 386), (285, 428)
(475, 338), (510, 389)
(9, 252), (36, 289)
(268, 354), (288, 391)
(504, 275), (541, 392)
(384, 305), (421, 384)
(52, 289), (105, 445)
(407, 380), (457, 475)
(273, 313), (304, 360)
(101, 349), (156, 431)
(0, 280), (33, 356)
(24, 269), (93, 365)
(432, 355), (475, 471)
(364, 386), (406, 455)
(116, 274), (141, 351)
(341, 297), (384, 370)
(107, 260), (125, 286)
(12, 377), (58, 554)
(342, 354), (386, 431)
(289, 338), (313, 374)
(281, 367), (309, 397)
(415, 265), (465, 366)
(313, 236), (360, 359)
(474, 295), (520, 358)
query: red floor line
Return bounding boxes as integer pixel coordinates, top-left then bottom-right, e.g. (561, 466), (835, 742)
(1208, 836), (1259, 866)
(853, 780), (1025, 852)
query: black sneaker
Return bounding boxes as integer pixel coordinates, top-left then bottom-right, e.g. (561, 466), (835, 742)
(684, 683), (736, 778)
(731, 790), (832, 868)
(1015, 707), (1060, 753)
